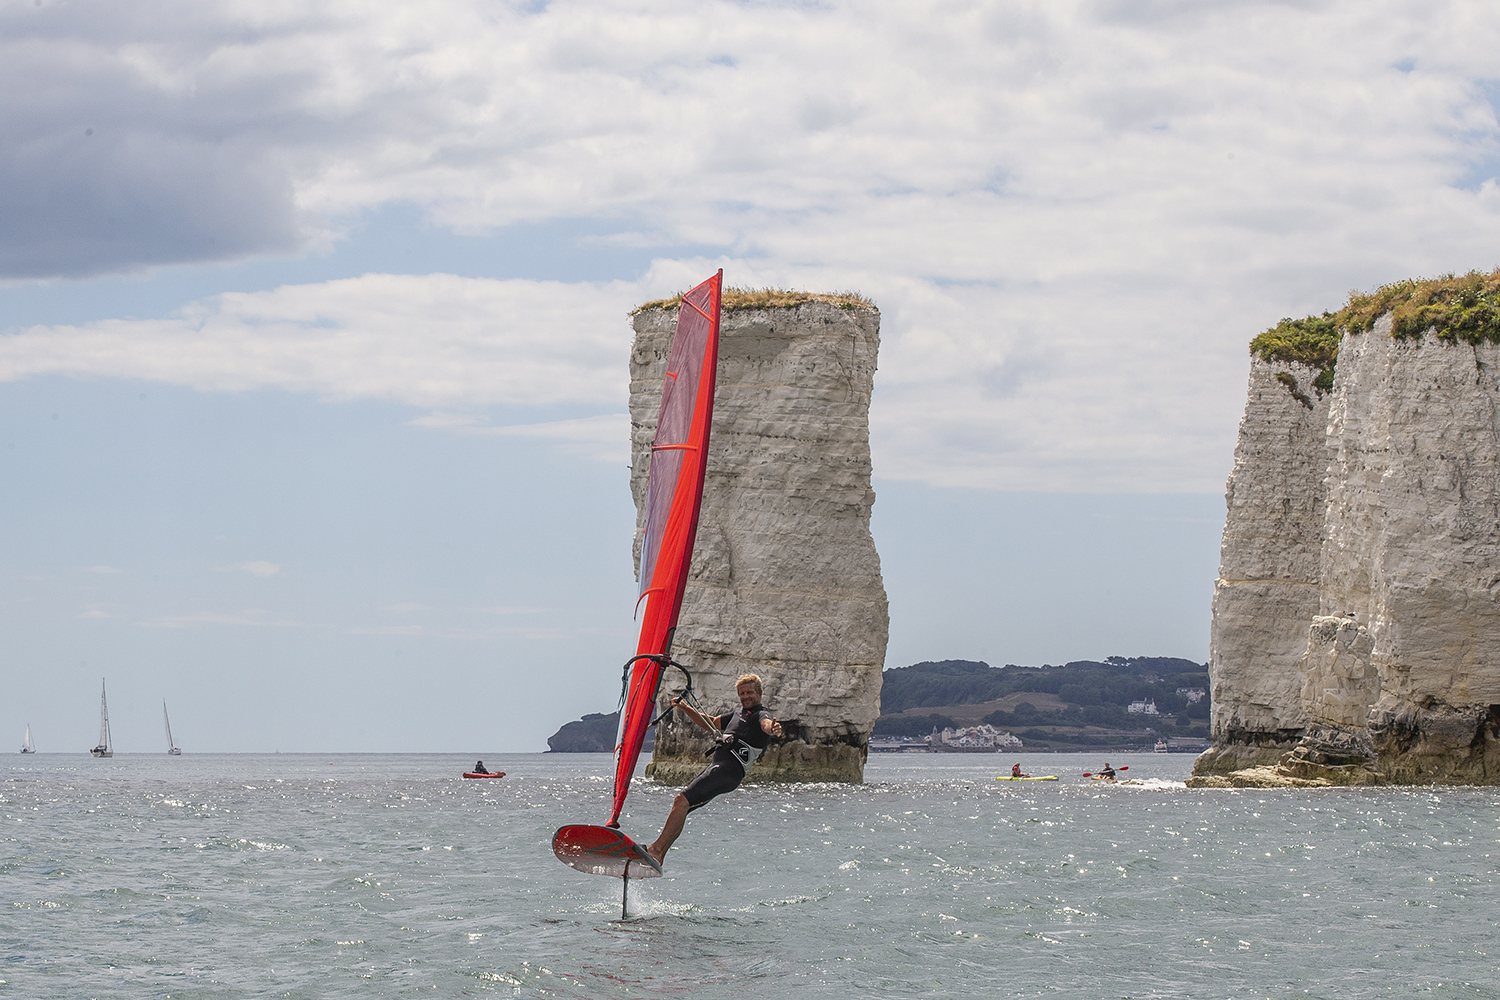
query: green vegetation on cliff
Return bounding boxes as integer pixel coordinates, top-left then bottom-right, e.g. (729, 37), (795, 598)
(1250, 313), (1341, 392)
(1343, 269), (1500, 343)
(634, 287), (874, 314)
(1251, 268), (1500, 395)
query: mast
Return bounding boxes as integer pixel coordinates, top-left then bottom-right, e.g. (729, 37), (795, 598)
(607, 270), (722, 828)
(100, 680), (110, 751)
(164, 701), (173, 752)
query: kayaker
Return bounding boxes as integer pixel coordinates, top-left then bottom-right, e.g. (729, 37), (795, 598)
(472, 760), (489, 774)
(1099, 762), (1116, 780)
(644, 673), (783, 866)
(1011, 763), (1028, 778)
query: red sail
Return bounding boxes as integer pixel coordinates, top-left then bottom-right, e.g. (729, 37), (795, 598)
(607, 270), (722, 828)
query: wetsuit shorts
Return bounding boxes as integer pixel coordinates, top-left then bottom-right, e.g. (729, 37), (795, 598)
(681, 757), (745, 812)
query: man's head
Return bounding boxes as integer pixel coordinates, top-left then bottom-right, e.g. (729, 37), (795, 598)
(735, 673), (763, 709)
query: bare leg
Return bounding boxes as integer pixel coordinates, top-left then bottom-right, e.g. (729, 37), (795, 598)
(645, 794), (690, 865)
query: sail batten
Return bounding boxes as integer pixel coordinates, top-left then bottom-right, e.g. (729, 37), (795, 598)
(607, 270), (722, 828)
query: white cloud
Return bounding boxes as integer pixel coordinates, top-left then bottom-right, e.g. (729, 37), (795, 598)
(9, 1), (1500, 280)
(138, 609), (299, 628)
(346, 623), (576, 641)
(406, 411), (630, 459)
(217, 561), (283, 577)
(0, 274), (636, 409)
(6, 1), (1500, 489)
(453, 413), (631, 464)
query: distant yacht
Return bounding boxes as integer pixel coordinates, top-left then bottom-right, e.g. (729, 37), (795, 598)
(20, 724), (34, 754)
(90, 680), (113, 758)
(164, 701), (182, 755)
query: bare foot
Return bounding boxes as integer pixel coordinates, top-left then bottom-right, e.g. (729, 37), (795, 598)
(643, 844), (665, 867)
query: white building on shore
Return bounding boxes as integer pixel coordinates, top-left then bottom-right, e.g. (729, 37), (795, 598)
(929, 724), (1023, 753)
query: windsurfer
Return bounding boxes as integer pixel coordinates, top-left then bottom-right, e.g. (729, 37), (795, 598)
(644, 674), (783, 866)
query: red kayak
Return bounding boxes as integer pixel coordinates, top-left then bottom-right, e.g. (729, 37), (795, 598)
(462, 771), (505, 779)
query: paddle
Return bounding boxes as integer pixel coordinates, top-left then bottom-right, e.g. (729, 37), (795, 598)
(1081, 766), (1128, 778)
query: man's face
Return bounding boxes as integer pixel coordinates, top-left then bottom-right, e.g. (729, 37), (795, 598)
(737, 683), (760, 709)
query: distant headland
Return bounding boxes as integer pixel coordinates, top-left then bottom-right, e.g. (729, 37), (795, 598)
(547, 656), (1211, 755)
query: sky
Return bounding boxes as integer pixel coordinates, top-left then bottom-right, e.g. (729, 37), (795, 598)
(4, 0), (1499, 753)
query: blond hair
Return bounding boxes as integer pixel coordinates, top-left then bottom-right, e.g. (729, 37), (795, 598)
(734, 673), (763, 693)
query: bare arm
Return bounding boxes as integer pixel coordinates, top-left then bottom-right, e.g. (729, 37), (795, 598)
(670, 697), (721, 733)
(760, 715), (783, 738)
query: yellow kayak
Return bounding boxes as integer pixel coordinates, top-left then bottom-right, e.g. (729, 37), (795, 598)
(994, 775), (1058, 781)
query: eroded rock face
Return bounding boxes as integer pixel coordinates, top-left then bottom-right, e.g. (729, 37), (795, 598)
(1298, 616), (1378, 730)
(1314, 321), (1500, 783)
(1195, 318), (1500, 785)
(630, 298), (889, 784)
(1197, 358), (1329, 774)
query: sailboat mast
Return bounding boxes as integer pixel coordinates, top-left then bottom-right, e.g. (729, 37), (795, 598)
(163, 701), (173, 751)
(100, 681), (110, 749)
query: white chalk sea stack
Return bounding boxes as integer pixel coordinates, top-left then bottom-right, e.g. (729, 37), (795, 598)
(1196, 357), (1329, 774)
(1196, 304), (1500, 787)
(631, 292), (889, 784)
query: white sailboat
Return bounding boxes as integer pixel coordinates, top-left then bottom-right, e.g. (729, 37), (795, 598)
(20, 724), (34, 754)
(164, 701), (182, 755)
(90, 680), (113, 758)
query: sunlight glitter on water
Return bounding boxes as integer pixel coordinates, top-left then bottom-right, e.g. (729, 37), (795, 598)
(2, 752), (1497, 998)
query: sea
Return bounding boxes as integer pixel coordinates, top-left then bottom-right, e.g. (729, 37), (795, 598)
(2, 752), (1495, 999)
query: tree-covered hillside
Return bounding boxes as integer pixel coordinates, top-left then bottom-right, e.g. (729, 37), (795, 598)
(874, 657), (1210, 741)
(547, 657), (1212, 751)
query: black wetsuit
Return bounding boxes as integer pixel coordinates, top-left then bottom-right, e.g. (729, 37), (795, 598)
(681, 704), (772, 812)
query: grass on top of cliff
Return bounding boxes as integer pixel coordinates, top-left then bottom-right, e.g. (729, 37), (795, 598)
(632, 287), (874, 314)
(1251, 268), (1500, 394)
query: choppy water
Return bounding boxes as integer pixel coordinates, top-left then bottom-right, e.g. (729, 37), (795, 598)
(2, 752), (1496, 998)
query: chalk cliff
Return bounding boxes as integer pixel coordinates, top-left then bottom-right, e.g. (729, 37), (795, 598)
(630, 291), (889, 784)
(1196, 273), (1500, 786)
(1196, 357), (1329, 774)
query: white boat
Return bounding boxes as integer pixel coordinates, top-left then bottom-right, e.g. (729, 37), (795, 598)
(164, 701), (182, 755)
(1154, 739), (1169, 753)
(90, 680), (113, 758)
(20, 724), (34, 754)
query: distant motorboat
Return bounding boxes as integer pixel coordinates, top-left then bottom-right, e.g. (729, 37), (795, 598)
(90, 680), (113, 758)
(20, 724), (34, 754)
(1154, 739), (1169, 753)
(164, 701), (182, 755)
